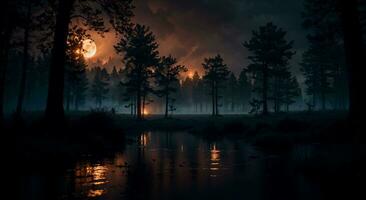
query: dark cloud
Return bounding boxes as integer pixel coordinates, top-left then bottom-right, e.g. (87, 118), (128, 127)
(133, 0), (307, 77)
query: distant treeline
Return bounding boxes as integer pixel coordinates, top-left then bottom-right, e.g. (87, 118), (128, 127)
(1, 0), (365, 122)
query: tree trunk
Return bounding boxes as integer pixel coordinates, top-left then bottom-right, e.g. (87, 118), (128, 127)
(211, 81), (215, 116)
(0, 0), (14, 125)
(74, 98), (79, 111)
(215, 82), (219, 115)
(339, 0), (365, 123)
(16, 1), (32, 118)
(273, 77), (278, 113)
(165, 92), (169, 118)
(137, 87), (142, 120)
(321, 90), (326, 111)
(262, 64), (269, 115)
(133, 96), (137, 117)
(66, 90), (71, 111)
(45, 0), (74, 123)
(142, 93), (146, 119)
(320, 65), (326, 110)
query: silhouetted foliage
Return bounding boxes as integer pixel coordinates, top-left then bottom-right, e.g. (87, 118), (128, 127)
(91, 67), (109, 108)
(0, 0), (17, 124)
(301, 0), (348, 111)
(64, 27), (89, 111)
(337, 0), (366, 123)
(13, 0), (45, 118)
(244, 22), (295, 115)
(115, 24), (159, 120)
(237, 69), (252, 112)
(202, 54), (230, 116)
(155, 55), (187, 118)
(43, 0), (133, 123)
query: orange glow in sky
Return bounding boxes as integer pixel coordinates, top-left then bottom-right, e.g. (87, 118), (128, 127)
(187, 71), (194, 78)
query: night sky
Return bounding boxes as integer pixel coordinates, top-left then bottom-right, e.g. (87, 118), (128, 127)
(88, 0), (307, 79)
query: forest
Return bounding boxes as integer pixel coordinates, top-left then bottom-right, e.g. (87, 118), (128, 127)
(2, 0), (366, 200)
(2, 0), (362, 120)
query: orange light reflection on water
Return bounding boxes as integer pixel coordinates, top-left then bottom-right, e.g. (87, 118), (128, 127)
(210, 144), (221, 173)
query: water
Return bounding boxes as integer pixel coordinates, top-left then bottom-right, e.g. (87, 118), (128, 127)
(18, 131), (328, 200)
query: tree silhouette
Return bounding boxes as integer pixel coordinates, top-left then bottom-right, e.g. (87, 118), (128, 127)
(301, 0), (347, 111)
(192, 71), (204, 113)
(115, 24), (159, 120)
(181, 76), (194, 111)
(91, 67), (109, 108)
(64, 27), (89, 111)
(225, 73), (238, 112)
(0, 1), (17, 125)
(243, 22), (295, 115)
(237, 69), (252, 112)
(202, 54), (230, 116)
(338, 0), (366, 123)
(109, 66), (121, 106)
(300, 44), (333, 110)
(271, 64), (299, 112)
(44, 0), (133, 123)
(281, 71), (301, 112)
(155, 55), (187, 118)
(14, 0), (43, 118)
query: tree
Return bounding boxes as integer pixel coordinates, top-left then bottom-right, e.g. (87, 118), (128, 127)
(181, 76), (194, 111)
(90, 67), (109, 108)
(202, 54), (230, 116)
(115, 24), (159, 120)
(249, 99), (262, 115)
(337, 0), (366, 123)
(225, 73), (238, 112)
(281, 71), (301, 112)
(110, 66), (121, 105)
(117, 67), (136, 116)
(237, 69), (252, 113)
(15, 0), (42, 118)
(44, 0), (133, 123)
(300, 44), (333, 110)
(192, 71), (204, 113)
(72, 63), (88, 111)
(155, 55), (187, 118)
(65, 60), (88, 111)
(0, 0), (17, 125)
(301, 0), (347, 111)
(243, 22), (295, 115)
(64, 27), (89, 111)
(271, 64), (300, 112)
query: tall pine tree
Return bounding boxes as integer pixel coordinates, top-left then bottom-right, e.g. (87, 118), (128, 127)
(115, 24), (159, 120)
(244, 22), (295, 114)
(202, 54), (230, 116)
(155, 55), (187, 118)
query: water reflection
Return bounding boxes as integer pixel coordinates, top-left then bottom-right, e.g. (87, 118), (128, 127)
(74, 163), (109, 198)
(139, 132), (150, 147)
(19, 131), (335, 200)
(209, 143), (220, 176)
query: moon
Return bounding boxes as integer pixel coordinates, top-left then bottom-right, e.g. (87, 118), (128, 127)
(82, 39), (97, 58)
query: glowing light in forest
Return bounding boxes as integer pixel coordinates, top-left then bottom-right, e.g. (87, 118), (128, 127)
(187, 71), (194, 78)
(143, 108), (149, 115)
(82, 39), (97, 58)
